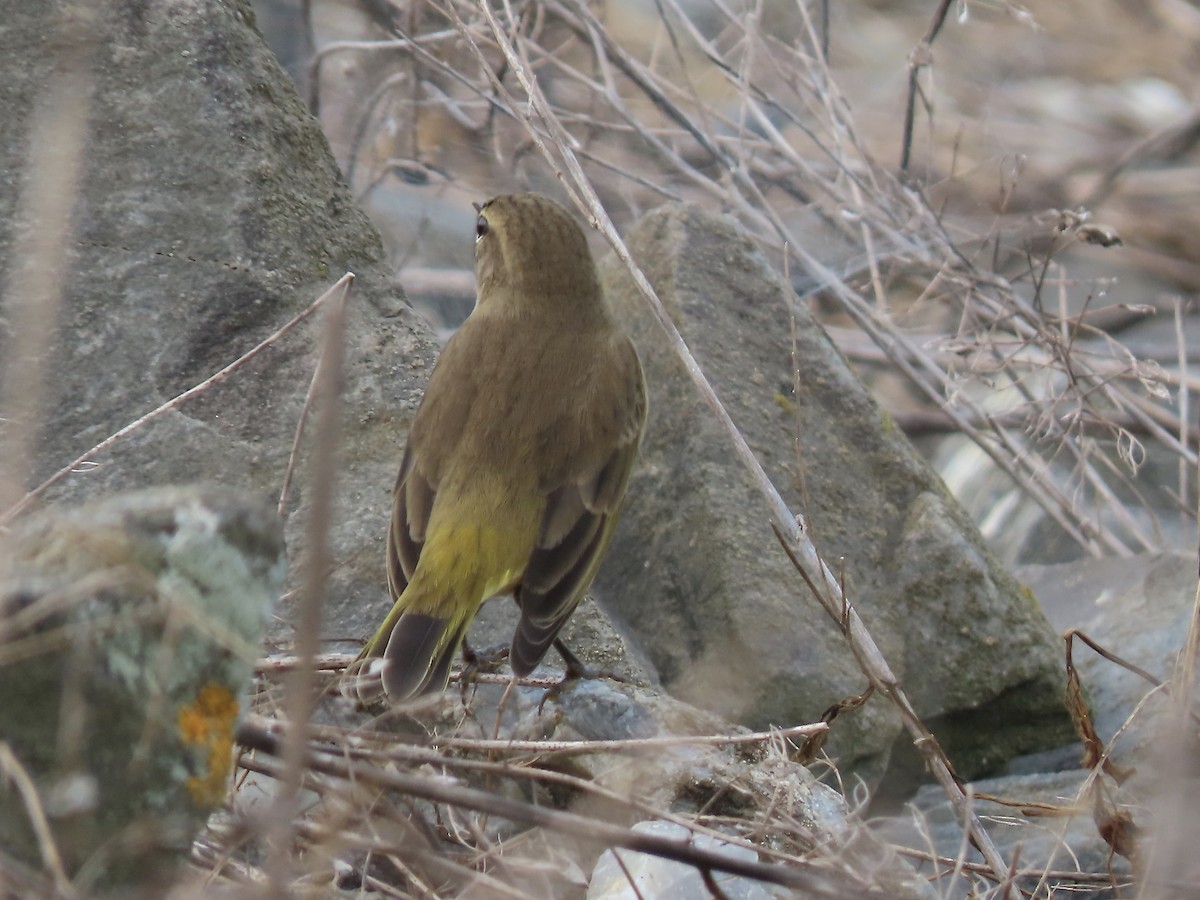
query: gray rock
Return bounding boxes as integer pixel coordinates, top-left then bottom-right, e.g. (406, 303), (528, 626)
(876, 552), (1200, 898)
(1021, 551), (1194, 757)
(0, 485), (283, 895)
(596, 204), (1074, 787)
(0, 0), (428, 655)
(588, 821), (790, 900)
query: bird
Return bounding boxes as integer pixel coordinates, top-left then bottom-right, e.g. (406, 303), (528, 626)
(348, 192), (646, 703)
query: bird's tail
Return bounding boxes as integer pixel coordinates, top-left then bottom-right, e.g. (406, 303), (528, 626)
(345, 588), (470, 710)
(510, 613), (563, 677)
(344, 609), (467, 704)
(382, 612), (466, 700)
(346, 522), (518, 703)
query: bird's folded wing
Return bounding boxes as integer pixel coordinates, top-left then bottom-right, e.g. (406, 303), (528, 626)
(512, 367), (644, 675)
(387, 445), (433, 599)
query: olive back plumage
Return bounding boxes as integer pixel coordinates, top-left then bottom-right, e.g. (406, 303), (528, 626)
(350, 193), (646, 703)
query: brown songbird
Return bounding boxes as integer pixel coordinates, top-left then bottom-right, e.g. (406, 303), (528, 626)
(350, 192), (646, 702)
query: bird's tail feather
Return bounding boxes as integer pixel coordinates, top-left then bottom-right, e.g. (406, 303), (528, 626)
(510, 614), (562, 677)
(381, 612), (465, 700)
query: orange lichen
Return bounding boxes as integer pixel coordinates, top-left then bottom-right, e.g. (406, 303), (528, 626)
(177, 683), (239, 807)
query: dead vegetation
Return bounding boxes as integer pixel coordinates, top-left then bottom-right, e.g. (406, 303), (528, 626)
(321, 0), (1199, 561)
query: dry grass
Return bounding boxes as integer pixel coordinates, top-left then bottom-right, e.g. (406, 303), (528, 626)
(326, 0), (1198, 561)
(183, 663), (898, 899)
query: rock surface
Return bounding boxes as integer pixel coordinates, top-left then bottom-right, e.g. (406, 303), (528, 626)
(587, 821), (794, 900)
(880, 551), (1199, 897)
(596, 205), (1074, 786)
(0, 0), (423, 655)
(0, 485), (283, 894)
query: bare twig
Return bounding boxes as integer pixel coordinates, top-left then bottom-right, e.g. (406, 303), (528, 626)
(236, 719), (873, 896)
(264, 274), (352, 896)
(898, 0), (953, 172)
(0, 744), (74, 896)
(1, 274), (355, 527)
(0, 6), (98, 530)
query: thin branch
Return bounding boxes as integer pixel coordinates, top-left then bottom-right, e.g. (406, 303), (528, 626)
(0, 6), (99, 527)
(899, 0), (953, 172)
(236, 720), (872, 896)
(1, 274), (354, 527)
(264, 274), (352, 895)
(0, 745), (74, 896)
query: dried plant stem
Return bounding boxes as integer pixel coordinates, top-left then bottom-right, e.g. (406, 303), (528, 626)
(0, 745), (73, 896)
(898, 845), (1129, 886)
(236, 720), (866, 896)
(795, 247), (1109, 555)
(277, 360), (322, 519)
(1175, 298), (1190, 523)
(0, 273), (354, 527)
(0, 6), (98, 531)
(675, 0), (1159, 554)
(264, 275), (352, 896)
(252, 709), (823, 757)
(899, 0), (953, 172)
(423, 721), (826, 755)
(246, 714), (821, 869)
(474, 5), (1013, 886)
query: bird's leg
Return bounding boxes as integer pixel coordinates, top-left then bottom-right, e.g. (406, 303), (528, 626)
(552, 638), (594, 681)
(552, 637), (632, 684)
(536, 638), (630, 713)
(456, 639), (510, 700)
(461, 638), (510, 671)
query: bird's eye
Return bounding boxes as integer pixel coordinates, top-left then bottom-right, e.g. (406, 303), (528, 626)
(475, 214), (489, 242)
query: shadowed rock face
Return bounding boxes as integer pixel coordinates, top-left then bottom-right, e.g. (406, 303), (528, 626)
(0, 0), (427, 649)
(0, 485), (283, 893)
(594, 204), (1074, 786)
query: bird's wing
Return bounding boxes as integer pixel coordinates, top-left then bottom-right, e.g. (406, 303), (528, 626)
(355, 320), (491, 671)
(386, 444), (433, 599)
(511, 339), (646, 675)
(349, 444), (438, 664)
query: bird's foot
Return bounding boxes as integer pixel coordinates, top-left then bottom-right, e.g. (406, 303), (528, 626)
(537, 639), (628, 712)
(457, 640), (510, 700)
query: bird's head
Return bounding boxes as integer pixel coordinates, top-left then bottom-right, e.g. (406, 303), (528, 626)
(473, 193), (604, 314)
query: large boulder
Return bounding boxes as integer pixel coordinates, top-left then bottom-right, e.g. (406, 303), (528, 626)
(0, 0), (424, 647)
(595, 205), (1075, 786)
